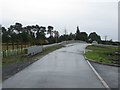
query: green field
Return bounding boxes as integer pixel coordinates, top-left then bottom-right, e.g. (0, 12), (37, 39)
(85, 45), (119, 64)
(2, 45), (63, 67)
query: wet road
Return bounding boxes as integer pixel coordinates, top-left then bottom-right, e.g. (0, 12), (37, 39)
(90, 61), (119, 88)
(3, 43), (104, 88)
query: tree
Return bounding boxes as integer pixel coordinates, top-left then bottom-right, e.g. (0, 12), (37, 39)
(8, 25), (18, 48)
(2, 27), (11, 50)
(2, 27), (9, 43)
(36, 26), (46, 45)
(68, 33), (75, 40)
(79, 32), (88, 42)
(75, 26), (80, 40)
(88, 32), (101, 43)
(53, 30), (59, 43)
(47, 26), (55, 44)
(8, 23), (23, 49)
(26, 26), (32, 35)
(47, 26), (53, 37)
(14, 23), (23, 33)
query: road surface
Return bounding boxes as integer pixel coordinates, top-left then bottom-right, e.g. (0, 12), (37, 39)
(90, 61), (118, 88)
(3, 43), (105, 88)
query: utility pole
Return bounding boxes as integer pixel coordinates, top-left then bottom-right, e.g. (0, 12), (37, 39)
(54, 30), (58, 43)
(64, 28), (67, 35)
(105, 35), (107, 41)
(64, 28), (67, 44)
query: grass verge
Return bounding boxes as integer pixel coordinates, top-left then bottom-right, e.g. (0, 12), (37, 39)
(2, 44), (63, 67)
(85, 45), (119, 64)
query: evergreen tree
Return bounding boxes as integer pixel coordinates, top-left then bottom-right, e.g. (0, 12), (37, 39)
(75, 26), (80, 40)
(88, 32), (101, 43)
(79, 32), (88, 42)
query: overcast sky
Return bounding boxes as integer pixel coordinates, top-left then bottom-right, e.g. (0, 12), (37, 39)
(0, 0), (119, 41)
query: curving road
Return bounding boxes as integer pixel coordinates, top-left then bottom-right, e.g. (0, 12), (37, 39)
(3, 43), (105, 88)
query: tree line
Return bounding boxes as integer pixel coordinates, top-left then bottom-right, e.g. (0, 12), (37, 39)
(2, 23), (59, 45)
(2, 23), (102, 46)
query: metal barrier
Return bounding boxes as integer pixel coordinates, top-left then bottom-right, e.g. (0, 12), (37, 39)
(25, 46), (43, 56)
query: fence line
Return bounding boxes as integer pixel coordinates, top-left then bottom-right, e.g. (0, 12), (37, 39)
(2, 40), (86, 58)
(2, 48), (26, 58)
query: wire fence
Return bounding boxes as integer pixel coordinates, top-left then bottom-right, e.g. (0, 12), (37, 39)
(2, 48), (26, 58)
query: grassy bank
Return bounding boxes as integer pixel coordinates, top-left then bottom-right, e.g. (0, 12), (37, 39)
(85, 45), (119, 64)
(3, 44), (63, 67)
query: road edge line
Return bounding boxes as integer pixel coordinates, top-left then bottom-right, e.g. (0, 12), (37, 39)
(84, 49), (111, 90)
(86, 60), (111, 90)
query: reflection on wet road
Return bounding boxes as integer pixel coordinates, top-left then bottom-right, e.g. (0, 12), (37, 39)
(3, 43), (105, 88)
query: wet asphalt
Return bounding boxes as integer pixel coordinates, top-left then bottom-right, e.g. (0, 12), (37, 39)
(90, 61), (119, 88)
(3, 43), (105, 88)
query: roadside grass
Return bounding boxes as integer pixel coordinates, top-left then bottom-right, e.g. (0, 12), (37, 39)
(2, 44), (63, 67)
(85, 45), (119, 64)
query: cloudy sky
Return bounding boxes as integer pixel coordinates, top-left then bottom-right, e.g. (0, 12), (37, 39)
(0, 0), (119, 41)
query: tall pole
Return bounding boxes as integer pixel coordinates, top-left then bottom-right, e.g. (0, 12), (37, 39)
(64, 28), (67, 44)
(105, 35), (107, 41)
(65, 28), (67, 35)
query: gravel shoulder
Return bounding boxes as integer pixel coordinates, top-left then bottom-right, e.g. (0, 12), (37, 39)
(89, 61), (119, 89)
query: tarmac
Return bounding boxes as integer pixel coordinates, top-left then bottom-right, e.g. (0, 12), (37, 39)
(3, 43), (105, 88)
